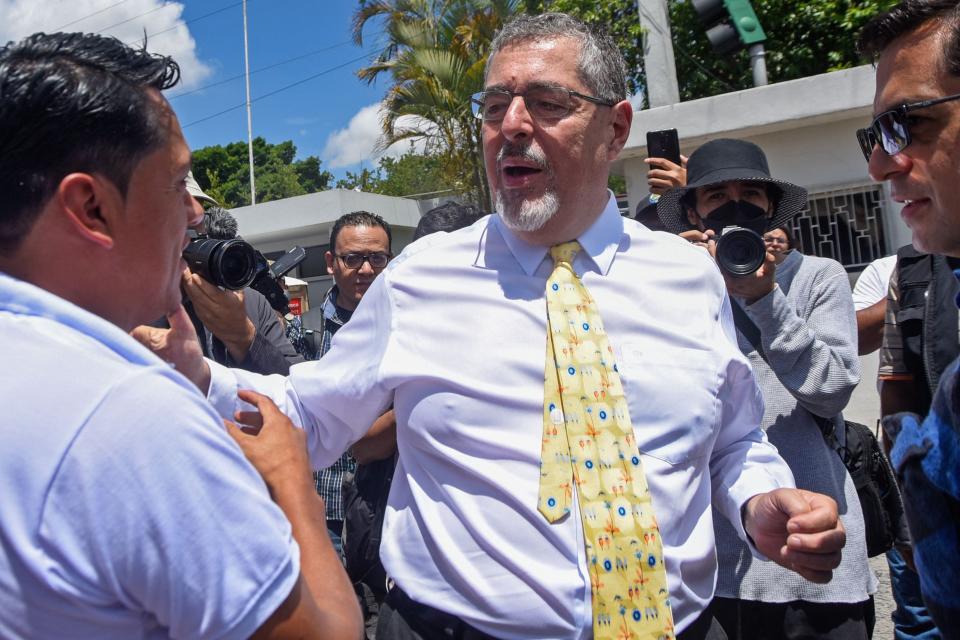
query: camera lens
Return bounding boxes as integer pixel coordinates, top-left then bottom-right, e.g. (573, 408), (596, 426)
(715, 227), (766, 276)
(183, 237), (258, 290)
(214, 241), (258, 289)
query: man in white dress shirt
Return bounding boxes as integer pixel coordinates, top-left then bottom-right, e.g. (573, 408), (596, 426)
(152, 13), (846, 640)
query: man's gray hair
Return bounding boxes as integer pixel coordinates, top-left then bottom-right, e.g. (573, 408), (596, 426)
(486, 12), (628, 104)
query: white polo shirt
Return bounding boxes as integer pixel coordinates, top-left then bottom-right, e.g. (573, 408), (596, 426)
(0, 274), (299, 639)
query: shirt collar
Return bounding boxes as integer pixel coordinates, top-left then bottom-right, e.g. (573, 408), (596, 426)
(321, 285), (352, 325)
(492, 192), (624, 277)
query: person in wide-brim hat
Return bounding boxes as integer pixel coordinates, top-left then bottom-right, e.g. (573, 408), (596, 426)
(656, 138), (808, 234)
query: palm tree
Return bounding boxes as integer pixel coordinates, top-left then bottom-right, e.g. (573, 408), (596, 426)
(352, 0), (522, 210)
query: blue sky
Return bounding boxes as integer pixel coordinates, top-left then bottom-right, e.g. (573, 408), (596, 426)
(0, 0), (402, 180)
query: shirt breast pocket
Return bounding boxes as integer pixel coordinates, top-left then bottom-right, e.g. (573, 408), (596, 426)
(617, 342), (720, 465)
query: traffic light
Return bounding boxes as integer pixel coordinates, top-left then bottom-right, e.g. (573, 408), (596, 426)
(692, 0), (767, 55)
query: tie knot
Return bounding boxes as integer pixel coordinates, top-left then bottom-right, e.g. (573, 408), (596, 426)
(550, 241), (581, 268)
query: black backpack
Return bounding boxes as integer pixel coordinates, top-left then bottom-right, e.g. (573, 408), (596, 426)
(342, 455), (395, 597)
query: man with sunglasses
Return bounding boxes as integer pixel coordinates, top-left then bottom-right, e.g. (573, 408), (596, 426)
(859, 1), (960, 633)
(298, 210), (394, 560)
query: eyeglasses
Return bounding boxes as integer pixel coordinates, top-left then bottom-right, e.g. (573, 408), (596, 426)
(336, 252), (390, 269)
(855, 127), (878, 162)
(470, 86), (616, 122)
(762, 235), (788, 245)
(859, 92), (960, 160)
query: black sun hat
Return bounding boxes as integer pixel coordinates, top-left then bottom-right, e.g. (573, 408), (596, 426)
(656, 138), (808, 234)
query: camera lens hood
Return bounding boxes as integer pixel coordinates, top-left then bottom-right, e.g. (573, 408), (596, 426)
(715, 227), (766, 277)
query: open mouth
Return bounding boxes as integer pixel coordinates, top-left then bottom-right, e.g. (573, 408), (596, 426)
(504, 166), (541, 178)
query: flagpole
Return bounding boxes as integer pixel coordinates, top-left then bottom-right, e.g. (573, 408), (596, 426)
(242, 0), (256, 205)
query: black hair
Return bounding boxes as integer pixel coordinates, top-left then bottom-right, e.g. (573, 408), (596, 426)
(766, 225), (797, 251)
(0, 32), (180, 254)
(413, 201), (484, 240)
(329, 210), (392, 252)
(858, 0), (960, 75)
(203, 206), (239, 240)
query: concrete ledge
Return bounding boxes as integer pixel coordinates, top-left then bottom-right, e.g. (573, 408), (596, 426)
(229, 189), (423, 244)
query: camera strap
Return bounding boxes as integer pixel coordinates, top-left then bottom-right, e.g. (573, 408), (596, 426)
(729, 299), (840, 441)
(730, 300), (764, 362)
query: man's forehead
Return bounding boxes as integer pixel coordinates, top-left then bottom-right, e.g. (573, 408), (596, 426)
(485, 36), (581, 88)
(335, 224), (389, 247)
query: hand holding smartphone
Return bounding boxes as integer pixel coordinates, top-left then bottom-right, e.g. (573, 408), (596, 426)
(645, 129), (686, 195)
(646, 128), (681, 165)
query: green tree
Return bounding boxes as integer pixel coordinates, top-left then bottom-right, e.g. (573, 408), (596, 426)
(353, 0), (522, 210)
(192, 137), (334, 208)
(667, 0), (899, 101)
(540, 0), (897, 103)
(335, 149), (455, 198)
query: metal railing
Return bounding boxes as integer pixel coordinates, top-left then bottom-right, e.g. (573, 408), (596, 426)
(788, 184), (888, 271)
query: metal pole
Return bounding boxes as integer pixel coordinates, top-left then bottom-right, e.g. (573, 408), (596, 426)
(749, 43), (768, 87)
(242, 0), (256, 205)
(637, 0), (680, 107)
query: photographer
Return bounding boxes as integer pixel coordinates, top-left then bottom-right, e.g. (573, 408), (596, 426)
(182, 178), (303, 375)
(658, 139), (873, 639)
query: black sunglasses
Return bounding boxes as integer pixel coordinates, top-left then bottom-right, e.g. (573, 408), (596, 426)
(856, 127), (878, 162)
(859, 92), (960, 161)
(336, 252), (390, 269)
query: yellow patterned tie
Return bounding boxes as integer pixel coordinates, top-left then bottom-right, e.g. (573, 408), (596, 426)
(540, 241), (675, 640)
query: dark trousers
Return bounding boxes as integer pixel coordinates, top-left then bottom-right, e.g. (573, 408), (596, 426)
(709, 596), (875, 640)
(375, 585), (725, 640)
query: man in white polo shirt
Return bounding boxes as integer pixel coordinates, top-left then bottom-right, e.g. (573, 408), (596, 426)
(0, 31), (358, 639)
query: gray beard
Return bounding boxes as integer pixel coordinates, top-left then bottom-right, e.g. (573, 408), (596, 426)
(497, 189), (560, 232)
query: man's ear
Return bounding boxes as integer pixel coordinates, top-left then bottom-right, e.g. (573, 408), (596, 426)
(685, 206), (702, 230)
(325, 250), (335, 275)
(56, 173), (118, 249)
(605, 100), (633, 160)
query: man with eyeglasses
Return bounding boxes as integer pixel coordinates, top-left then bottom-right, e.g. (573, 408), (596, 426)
(859, 0), (960, 633)
(152, 13), (845, 640)
(298, 210), (394, 561)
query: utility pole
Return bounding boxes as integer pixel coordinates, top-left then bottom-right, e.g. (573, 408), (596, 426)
(637, 0), (680, 107)
(749, 43), (768, 87)
(242, 0), (256, 205)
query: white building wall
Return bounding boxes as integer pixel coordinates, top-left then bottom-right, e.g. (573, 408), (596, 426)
(619, 64), (912, 262)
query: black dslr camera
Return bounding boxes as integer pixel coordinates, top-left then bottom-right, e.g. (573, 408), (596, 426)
(714, 226), (767, 277)
(183, 235), (306, 314)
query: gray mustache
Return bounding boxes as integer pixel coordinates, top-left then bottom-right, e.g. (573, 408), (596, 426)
(497, 143), (550, 172)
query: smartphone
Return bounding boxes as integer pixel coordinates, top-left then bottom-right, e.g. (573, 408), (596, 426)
(646, 128), (681, 166)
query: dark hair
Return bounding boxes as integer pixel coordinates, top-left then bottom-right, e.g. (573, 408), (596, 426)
(329, 210), (392, 252)
(0, 32), (180, 254)
(858, 0), (960, 75)
(414, 201), (484, 240)
(488, 12), (627, 104)
(766, 225), (796, 249)
(204, 207), (239, 240)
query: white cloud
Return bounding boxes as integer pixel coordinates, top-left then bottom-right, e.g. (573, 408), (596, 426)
(0, 0), (212, 89)
(322, 102), (429, 169)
